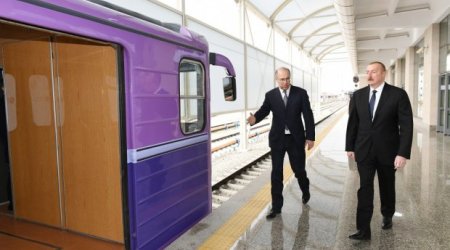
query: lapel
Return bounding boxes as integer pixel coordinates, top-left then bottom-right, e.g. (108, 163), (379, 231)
(277, 88), (285, 108)
(286, 86), (295, 107)
(277, 86), (293, 108)
(372, 83), (390, 122)
(360, 86), (371, 121)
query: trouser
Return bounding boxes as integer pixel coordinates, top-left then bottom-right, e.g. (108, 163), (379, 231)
(356, 151), (396, 230)
(270, 135), (309, 212)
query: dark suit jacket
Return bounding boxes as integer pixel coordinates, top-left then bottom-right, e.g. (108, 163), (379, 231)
(345, 83), (413, 165)
(254, 85), (315, 149)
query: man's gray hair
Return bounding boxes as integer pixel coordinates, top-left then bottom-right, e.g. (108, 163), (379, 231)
(275, 67), (290, 79)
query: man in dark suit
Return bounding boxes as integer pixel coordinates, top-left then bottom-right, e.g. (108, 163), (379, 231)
(247, 67), (315, 219)
(346, 61), (413, 240)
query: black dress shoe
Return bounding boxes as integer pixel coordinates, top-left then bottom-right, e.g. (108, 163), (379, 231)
(302, 191), (310, 204)
(266, 210), (281, 219)
(349, 229), (371, 240)
(382, 217), (393, 229)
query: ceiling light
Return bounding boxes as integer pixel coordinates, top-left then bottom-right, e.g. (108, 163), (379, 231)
(395, 4), (430, 14)
(356, 11), (387, 20)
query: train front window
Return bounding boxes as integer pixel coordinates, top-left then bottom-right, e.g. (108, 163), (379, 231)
(179, 60), (205, 134)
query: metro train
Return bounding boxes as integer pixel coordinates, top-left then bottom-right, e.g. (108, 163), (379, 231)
(0, 0), (236, 249)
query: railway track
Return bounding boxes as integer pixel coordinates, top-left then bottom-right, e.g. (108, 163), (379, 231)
(211, 153), (271, 208)
(209, 100), (348, 209)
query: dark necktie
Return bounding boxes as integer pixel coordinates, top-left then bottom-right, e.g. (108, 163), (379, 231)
(369, 90), (377, 119)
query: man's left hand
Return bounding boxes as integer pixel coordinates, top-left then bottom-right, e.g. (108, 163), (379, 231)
(305, 140), (314, 150)
(394, 155), (407, 169)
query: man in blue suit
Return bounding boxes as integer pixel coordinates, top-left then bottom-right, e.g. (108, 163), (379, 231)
(346, 61), (413, 240)
(247, 67), (315, 219)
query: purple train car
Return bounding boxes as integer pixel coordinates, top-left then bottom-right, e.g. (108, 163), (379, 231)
(0, 0), (236, 249)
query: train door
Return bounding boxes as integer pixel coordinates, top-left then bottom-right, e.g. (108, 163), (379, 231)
(53, 36), (124, 241)
(3, 37), (62, 226)
(1, 21), (124, 242)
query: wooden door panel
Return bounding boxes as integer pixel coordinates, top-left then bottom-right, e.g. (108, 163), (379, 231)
(55, 37), (123, 242)
(2, 39), (61, 226)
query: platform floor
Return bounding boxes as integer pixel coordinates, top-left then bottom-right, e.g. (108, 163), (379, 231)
(168, 110), (450, 249)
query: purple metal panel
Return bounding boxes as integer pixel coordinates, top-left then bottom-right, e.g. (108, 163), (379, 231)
(138, 189), (209, 249)
(210, 53), (236, 77)
(146, 204), (209, 249)
(5, 0), (208, 52)
(128, 43), (209, 148)
(129, 141), (211, 249)
(128, 45), (209, 149)
(0, 0), (210, 149)
(127, 163), (138, 250)
(0, 1), (214, 249)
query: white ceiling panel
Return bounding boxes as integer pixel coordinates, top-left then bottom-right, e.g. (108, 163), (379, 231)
(293, 0), (333, 14)
(276, 1), (307, 20)
(248, 0), (286, 17)
(276, 19), (302, 32)
(247, 0), (449, 75)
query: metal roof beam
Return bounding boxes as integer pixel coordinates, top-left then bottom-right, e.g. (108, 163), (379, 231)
(318, 43), (345, 60)
(309, 33), (340, 54)
(288, 5), (334, 37)
(300, 21), (339, 47)
(269, 0), (293, 21)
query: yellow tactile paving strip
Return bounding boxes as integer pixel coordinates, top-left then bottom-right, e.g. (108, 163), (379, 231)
(199, 110), (347, 250)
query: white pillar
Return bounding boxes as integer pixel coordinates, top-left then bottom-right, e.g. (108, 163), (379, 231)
(386, 67), (393, 84)
(240, 0), (248, 151)
(395, 59), (403, 88)
(422, 23), (440, 128)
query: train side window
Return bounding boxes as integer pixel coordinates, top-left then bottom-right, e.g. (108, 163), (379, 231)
(179, 60), (205, 134)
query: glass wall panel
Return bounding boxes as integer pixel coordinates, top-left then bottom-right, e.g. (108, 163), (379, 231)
(186, 0), (241, 39)
(292, 67), (303, 88)
(311, 76), (319, 107)
(187, 20), (245, 114)
(245, 9), (273, 54)
(448, 17), (450, 44)
(303, 73), (312, 95)
(105, 0), (182, 24)
(155, 0), (182, 11)
(274, 30), (290, 63)
(247, 47), (275, 109)
(447, 112), (450, 129)
(291, 47), (302, 69)
(440, 17), (447, 45)
(447, 47), (450, 72)
(439, 17), (449, 73)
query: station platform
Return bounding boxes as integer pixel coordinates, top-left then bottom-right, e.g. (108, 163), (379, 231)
(168, 109), (450, 249)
